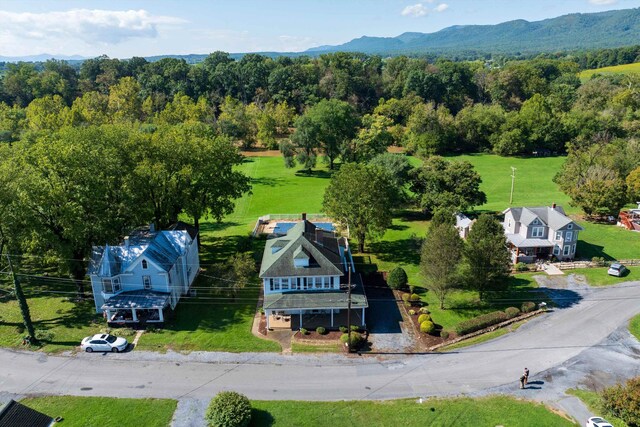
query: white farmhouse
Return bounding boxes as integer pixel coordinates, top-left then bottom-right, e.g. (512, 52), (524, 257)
(88, 222), (199, 326)
(503, 204), (583, 263)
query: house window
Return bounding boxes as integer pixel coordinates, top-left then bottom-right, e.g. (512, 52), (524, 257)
(555, 231), (562, 241)
(143, 275), (151, 289)
(281, 278), (289, 291)
(532, 227), (544, 238)
(102, 278), (113, 293)
(565, 231), (573, 241)
(568, 224), (573, 229)
(113, 277), (121, 293)
(553, 246), (560, 255)
(563, 245), (570, 256)
(572, 244), (576, 254)
(142, 259), (148, 269)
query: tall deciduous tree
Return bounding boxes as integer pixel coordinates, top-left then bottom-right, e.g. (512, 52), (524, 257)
(7, 126), (142, 296)
(323, 163), (395, 252)
(464, 214), (511, 300)
(410, 156), (486, 217)
(420, 222), (463, 309)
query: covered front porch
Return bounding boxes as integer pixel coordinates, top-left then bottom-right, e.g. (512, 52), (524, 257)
(102, 290), (170, 327)
(266, 307), (366, 330)
(506, 235), (555, 264)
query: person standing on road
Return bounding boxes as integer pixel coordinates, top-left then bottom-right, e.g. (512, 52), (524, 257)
(524, 367), (529, 386)
(519, 374), (526, 389)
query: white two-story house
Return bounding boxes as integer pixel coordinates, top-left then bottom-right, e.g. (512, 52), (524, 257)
(259, 218), (368, 331)
(503, 204), (584, 263)
(88, 222), (199, 326)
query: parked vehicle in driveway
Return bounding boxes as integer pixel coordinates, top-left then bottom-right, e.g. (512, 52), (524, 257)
(586, 416), (613, 427)
(607, 262), (628, 277)
(81, 334), (128, 353)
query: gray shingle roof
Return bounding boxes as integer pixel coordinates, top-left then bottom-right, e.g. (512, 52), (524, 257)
(259, 221), (345, 278)
(0, 400), (53, 427)
(504, 206), (583, 231)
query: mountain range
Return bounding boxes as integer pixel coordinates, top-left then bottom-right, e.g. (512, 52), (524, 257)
(2, 8), (640, 63)
(307, 8), (640, 56)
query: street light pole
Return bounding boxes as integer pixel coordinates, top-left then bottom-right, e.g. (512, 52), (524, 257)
(345, 239), (352, 353)
(509, 167), (517, 205)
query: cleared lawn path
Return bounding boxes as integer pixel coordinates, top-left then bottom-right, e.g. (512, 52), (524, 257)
(250, 396), (574, 426)
(21, 396), (177, 427)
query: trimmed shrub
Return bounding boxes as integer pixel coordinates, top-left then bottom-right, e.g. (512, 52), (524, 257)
(338, 326), (348, 333)
(409, 285), (416, 294)
(35, 329), (54, 342)
(300, 328), (308, 335)
(505, 307), (521, 319)
(417, 314), (431, 324)
(316, 327), (326, 335)
(419, 307), (430, 314)
(515, 262), (529, 272)
(350, 325), (359, 332)
(454, 311), (509, 336)
(410, 293), (421, 302)
(387, 267), (408, 290)
(401, 293), (410, 303)
(591, 256), (606, 267)
(420, 320), (435, 334)
(340, 332), (365, 349)
(408, 309), (416, 316)
(206, 391), (252, 427)
(440, 330), (449, 339)
(521, 301), (536, 313)
(403, 301), (411, 308)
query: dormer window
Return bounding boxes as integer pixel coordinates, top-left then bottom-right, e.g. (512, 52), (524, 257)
(532, 227), (544, 238)
(142, 259), (148, 269)
(567, 224), (573, 229)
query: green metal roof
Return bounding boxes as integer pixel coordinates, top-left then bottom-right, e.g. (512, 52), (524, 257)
(259, 221), (344, 278)
(263, 289), (368, 310)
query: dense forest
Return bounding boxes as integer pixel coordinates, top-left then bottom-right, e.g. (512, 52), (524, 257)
(1, 50), (640, 282)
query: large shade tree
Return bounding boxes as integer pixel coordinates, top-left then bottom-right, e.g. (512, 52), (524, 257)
(420, 222), (463, 309)
(323, 163), (395, 252)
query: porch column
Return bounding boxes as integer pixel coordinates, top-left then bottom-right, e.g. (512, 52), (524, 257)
(362, 308), (365, 325)
(105, 309), (112, 321)
(266, 310), (271, 329)
(131, 308), (138, 322)
(158, 308), (164, 322)
(299, 309), (303, 330)
(331, 309), (334, 328)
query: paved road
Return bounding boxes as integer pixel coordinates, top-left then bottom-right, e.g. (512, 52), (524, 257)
(1, 281), (639, 408)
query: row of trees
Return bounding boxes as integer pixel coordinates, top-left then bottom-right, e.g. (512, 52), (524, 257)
(0, 123), (251, 294)
(421, 214), (511, 308)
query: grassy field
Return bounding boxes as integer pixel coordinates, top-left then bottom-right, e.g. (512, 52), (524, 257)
(291, 342), (341, 353)
(566, 389), (626, 427)
(569, 267), (637, 287)
(630, 313), (640, 341)
(438, 319), (526, 351)
(1, 153), (637, 353)
(579, 62), (640, 81)
(21, 396), (177, 427)
(249, 396), (574, 426)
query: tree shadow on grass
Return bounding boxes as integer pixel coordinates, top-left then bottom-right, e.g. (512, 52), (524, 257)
(576, 241), (613, 261)
(251, 177), (284, 187)
(197, 221), (241, 235)
(368, 238), (421, 266)
(294, 169), (333, 179)
(250, 409), (275, 426)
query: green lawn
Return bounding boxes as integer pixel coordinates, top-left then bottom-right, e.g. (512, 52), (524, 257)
(579, 62), (640, 81)
(570, 267), (637, 287)
(249, 396), (574, 426)
(21, 396), (177, 427)
(291, 342), (340, 353)
(576, 222), (640, 261)
(566, 389), (626, 427)
(630, 313), (640, 341)
(0, 276), (104, 353)
(438, 319), (526, 351)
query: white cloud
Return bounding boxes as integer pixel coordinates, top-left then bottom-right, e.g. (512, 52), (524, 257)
(0, 9), (185, 46)
(434, 3), (449, 12)
(401, 3), (429, 17)
(589, 0), (617, 4)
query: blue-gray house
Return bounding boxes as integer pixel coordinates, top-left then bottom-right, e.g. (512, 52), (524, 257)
(88, 222), (199, 326)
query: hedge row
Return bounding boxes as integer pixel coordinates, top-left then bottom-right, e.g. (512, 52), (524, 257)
(454, 311), (509, 336)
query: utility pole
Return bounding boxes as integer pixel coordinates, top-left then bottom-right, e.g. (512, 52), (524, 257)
(6, 255), (36, 344)
(509, 167), (517, 205)
(345, 239), (352, 353)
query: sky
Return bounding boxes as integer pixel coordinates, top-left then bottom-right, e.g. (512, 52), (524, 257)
(0, 0), (639, 58)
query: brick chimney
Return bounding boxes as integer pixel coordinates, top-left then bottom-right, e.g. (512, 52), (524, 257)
(301, 212), (307, 221)
(552, 203), (557, 210)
